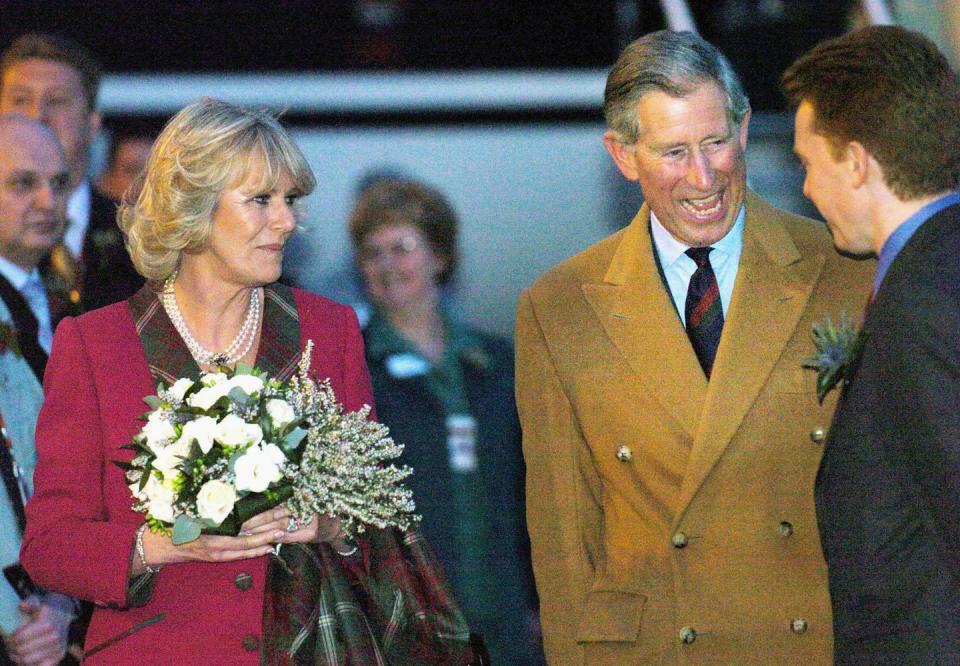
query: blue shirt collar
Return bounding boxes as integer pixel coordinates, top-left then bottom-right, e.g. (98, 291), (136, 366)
(0, 254), (37, 291)
(874, 191), (960, 294)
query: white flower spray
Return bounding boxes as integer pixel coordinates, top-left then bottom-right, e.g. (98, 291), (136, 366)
(120, 340), (418, 543)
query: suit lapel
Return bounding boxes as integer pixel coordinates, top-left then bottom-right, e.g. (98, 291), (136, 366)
(0, 273), (46, 382)
(675, 193), (825, 515)
(583, 206), (707, 439)
(129, 282), (199, 384)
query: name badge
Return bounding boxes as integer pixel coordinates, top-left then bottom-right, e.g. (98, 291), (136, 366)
(446, 414), (477, 473)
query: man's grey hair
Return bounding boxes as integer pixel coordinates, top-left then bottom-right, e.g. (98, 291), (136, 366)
(604, 30), (750, 144)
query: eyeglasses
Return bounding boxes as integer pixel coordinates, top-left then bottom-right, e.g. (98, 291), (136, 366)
(357, 235), (421, 263)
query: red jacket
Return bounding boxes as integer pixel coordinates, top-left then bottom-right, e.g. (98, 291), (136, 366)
(21, 287), (373, 664)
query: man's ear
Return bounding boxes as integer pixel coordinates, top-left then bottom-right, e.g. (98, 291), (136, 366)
(603, 131), (640, 181)
(737, 109), (751, 152)
(845, 141), (870, 188)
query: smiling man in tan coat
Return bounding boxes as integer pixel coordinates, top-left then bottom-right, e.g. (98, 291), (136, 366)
(515, 30), (873, 664)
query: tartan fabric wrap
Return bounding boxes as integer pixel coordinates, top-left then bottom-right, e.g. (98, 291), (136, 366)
(263, 529), (471, 665)
(129, 283), (471, 664)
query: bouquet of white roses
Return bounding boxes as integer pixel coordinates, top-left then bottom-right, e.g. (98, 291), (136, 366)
(119, 341), (418, 545)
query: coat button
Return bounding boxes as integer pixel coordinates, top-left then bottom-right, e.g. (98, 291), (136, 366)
(809, 428), (826, 443)
(790, 618), (808, 634)
(235, 572), (253, 590)
(241, 634), (260, 652)
(616, 445), (633, 462)
(671, 532), (688, 548)
(679, 626), (697, 644)
(778, 521), (794, 537)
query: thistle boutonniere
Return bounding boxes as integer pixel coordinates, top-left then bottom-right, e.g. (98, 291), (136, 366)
(802, 313), (867, 404)
(0, 322), (21, 358)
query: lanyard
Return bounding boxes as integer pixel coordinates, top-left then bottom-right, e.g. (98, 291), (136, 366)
(0, 410), (29, 534)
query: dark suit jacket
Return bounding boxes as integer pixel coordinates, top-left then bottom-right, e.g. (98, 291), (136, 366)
(79, 189), (143, 312)
(816, 203), (960, 665)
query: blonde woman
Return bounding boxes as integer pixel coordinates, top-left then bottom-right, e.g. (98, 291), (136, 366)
(22, 99), (469, 664)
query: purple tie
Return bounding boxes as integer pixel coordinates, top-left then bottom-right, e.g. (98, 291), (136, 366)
(685, 247), (724, 379)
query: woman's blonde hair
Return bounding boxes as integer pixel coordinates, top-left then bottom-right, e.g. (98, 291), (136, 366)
(118, 97), (316, 280)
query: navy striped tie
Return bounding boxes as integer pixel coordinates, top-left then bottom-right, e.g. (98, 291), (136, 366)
(685, 247), (724, 379)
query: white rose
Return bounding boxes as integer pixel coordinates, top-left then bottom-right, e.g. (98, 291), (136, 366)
(234, 444), (285, 493)
(200, 372), (228, 386)
(141, 410), (176, 451)
(178, 416), (218, 454)
(133, 474), (177, 524)
(261, 443), (286, 465)
(266, 398), (296, 430)
(187, 383), (231, 410)
(228, 374), (264, 397)
(151, 437), (191, 478)
(168, 378), (195, 402)
(215, 414), (263, 448)
(195, 479), (237, 525)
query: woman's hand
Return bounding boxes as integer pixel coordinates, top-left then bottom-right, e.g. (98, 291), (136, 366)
(135, 513), (282, 574)
(133, 507), (356, 575)
(243, 507), (353, 553)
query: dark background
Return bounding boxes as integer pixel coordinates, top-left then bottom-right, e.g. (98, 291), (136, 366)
(0, 0), (853, 113)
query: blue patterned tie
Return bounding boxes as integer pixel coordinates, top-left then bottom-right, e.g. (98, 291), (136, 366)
(685, 247), (724, 379)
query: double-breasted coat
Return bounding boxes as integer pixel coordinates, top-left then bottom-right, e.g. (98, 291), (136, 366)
(515, 191), (874, 664)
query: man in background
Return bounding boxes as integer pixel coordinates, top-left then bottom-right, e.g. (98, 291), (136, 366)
(784, 26), (960, 664)
(0, 113), (75, 666)
(0, 33), (142, 315)
(515, 30), (872, 663)
(0, 114), (70, 383)
(95, 124), (153, 202)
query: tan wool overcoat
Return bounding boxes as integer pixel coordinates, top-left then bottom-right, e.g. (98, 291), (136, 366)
(516, 191), (874, 665)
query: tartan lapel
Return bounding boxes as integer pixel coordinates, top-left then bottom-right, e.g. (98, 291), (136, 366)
(128, 282), (302, 385)
(128, 282), (198, 385)
(258, 283), (301, 381)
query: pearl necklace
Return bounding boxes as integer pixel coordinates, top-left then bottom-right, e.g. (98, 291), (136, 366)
(161, 272), (261, 367)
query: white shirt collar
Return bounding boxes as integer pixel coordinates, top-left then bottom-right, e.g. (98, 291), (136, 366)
(649, 204), (746, 266)
(65, 181), (91, 258)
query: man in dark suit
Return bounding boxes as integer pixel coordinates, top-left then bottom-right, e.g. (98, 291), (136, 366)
(784, 26), (960, 665)
(0, 33), (142, 316)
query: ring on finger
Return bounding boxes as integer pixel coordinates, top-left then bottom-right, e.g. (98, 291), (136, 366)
(286, 517), (299, 533)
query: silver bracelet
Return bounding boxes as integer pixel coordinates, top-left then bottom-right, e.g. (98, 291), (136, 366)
(135, 523), (162, 575)
(334, 540), (358, 557)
